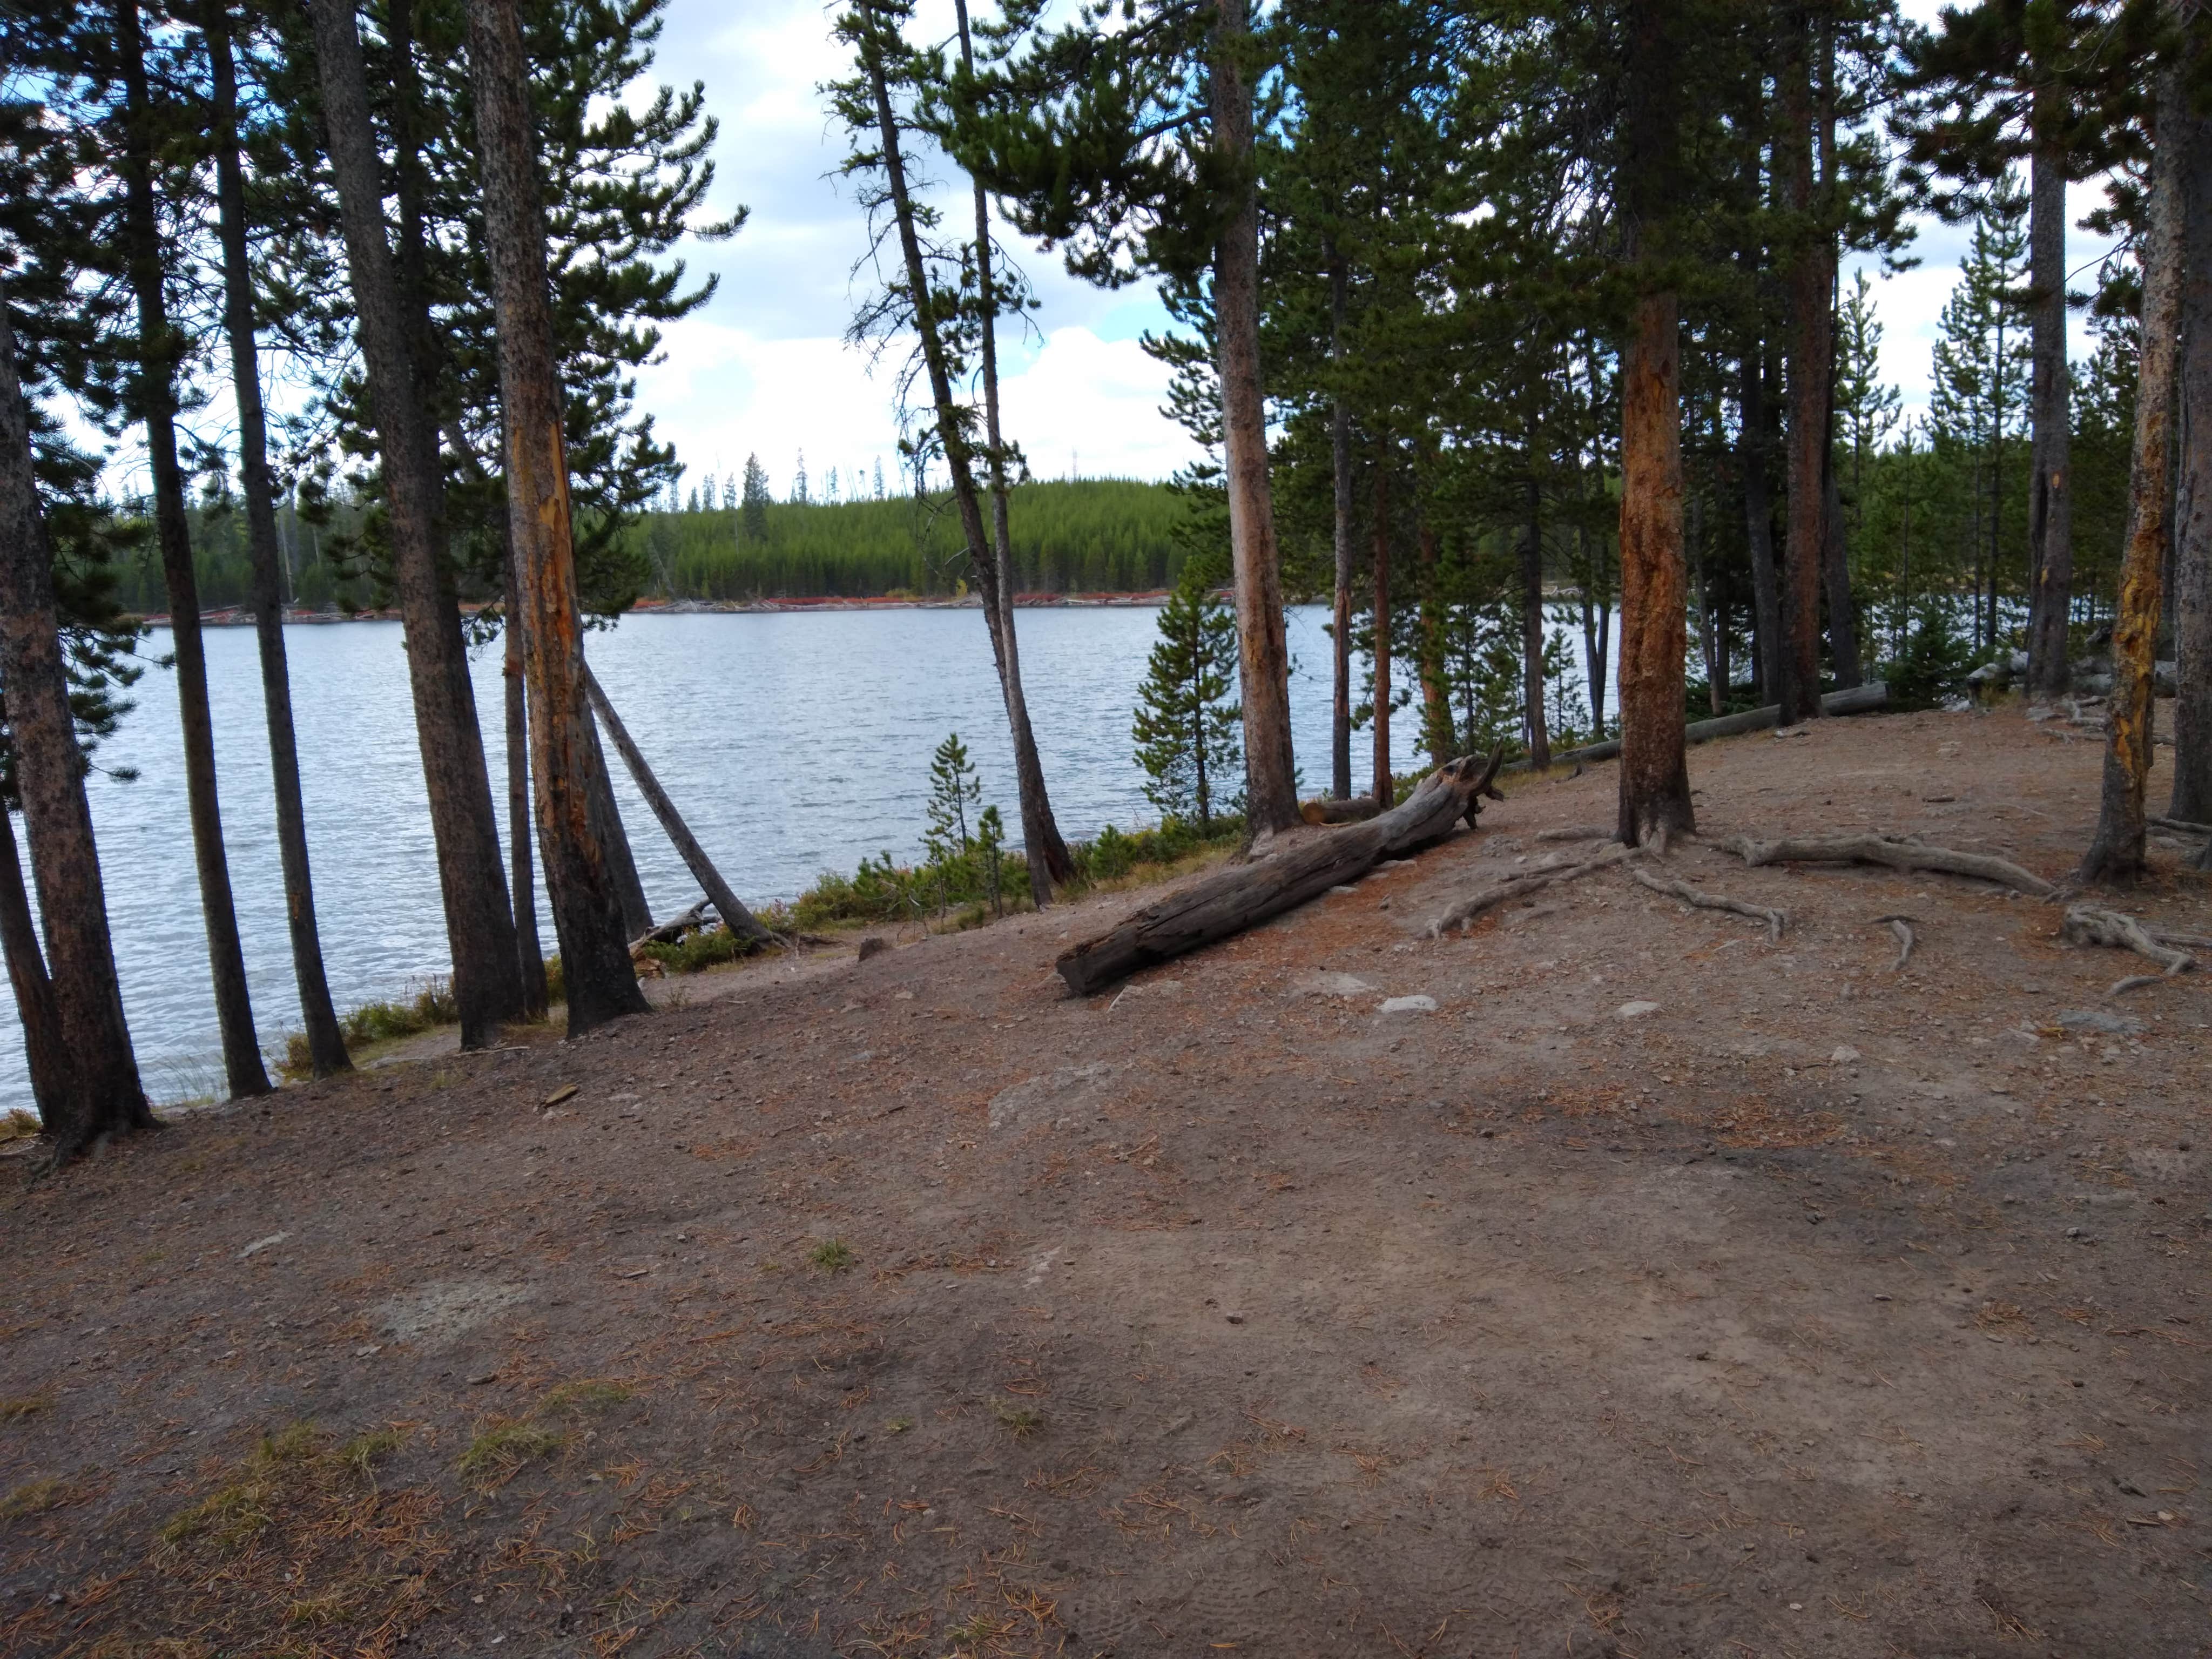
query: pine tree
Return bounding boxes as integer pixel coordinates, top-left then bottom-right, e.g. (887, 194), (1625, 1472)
(741, 453), (771, 542)
(1132, 561), (1243, 832)
(923, 732), (981, 862)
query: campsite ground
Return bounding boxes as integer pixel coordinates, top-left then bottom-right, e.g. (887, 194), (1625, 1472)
(4, 703), (2209, 1658)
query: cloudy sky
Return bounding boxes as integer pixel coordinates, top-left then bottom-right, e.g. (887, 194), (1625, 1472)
(635, 0), (2123, 502)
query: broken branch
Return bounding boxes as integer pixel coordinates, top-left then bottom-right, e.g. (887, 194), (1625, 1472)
(1427, 844), (1641, 937)
(1873, 914), (1917, 972)
(2061, 905), (2197, 997)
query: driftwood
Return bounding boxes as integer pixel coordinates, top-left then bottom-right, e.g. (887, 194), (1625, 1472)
(2062, 905), (2198, 996)
(1056, 748), (1505, 995)
(1300, 795), (1384, 826)
(1729, 833), (2056, 898)
(583, 665), (777, 945)
(1629, 866), (1784, 943)
(1502, 682), (1890, 774)
(1426, 844), (1641, 936)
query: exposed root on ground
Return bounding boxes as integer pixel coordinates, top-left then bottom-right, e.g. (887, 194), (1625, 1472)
(2061, 905), (2199, 997)
(1535, 826), (1616, 844)
(1427, 844), (1642, 936)
(1728, 833), (2056, 898)
(1628, 867), (1785, 943)
(1874, 914), (1918, 972)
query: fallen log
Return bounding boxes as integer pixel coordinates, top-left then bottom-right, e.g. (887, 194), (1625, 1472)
(2062, 905), (2197, 996)
(583, 665), (778, 945)
(631, 899), (707, 952)
(1502, 682), (1889, 774)
(1728, 833), (2056, 898)
(1426, 844), (1640, 936)
(1629, 867), (1784, 943)
(1056, 747), (1505, 995)
(1300, 795), (1383, 826)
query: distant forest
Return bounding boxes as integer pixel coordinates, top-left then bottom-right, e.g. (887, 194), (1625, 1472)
(139, 478), (1190, 615)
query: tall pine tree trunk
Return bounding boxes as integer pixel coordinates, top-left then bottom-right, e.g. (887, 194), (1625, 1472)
(207, 2), (348, 1077)
(1212, 0), (1299, 833)
(1329, 248), (1354, 799)
(1741, 344), (1781, 702)
(954, 0), (1074, 905)
(1822, 414), (1862, 687)
(501, 550), (549, 1018)
(2169, 79), (2212, 823)
(1520, 470), (1550, 768)
(119, 0), (269, 1098)
(0, 301), (152, 1154)
(0, 805), (71, 1125)
(1417, 516), (1452, 765)
(1778, 14), (1831, 726)
(2081, 38), (2189, 883)
(2024, 120), (2076, 697)
(309, 0), (524, 1045)
(467, 0), (648, 1035)
(1371, 463), (1392, 805)
(1615, 0), (1692, 847)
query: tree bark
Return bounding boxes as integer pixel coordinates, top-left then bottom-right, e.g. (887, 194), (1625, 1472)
(206, 0), (348, 1077)
(1212, 0), (1299, 833)
(586, 713), (652, 941)
(1741, 343), (1782, 703)
(1521, 470), (1550, 767)
(2170, 83), (2212, 822)
(2024, 120), (2076, 697)
(310, 0), (524, 1046)
(1371, 462), (1392, 805)
(954, 0), (1074, 906)
(1822, 430), (1862, 687)
(2081, 41), (2189, 884)
(501, 550), (549, 1019)
(1778, 13), (1831, 725)
(1616, 289), (1695, 846)
(118, 0), (269, 1099)
(1057, 748), (1502, 995)
(0, 804), (71, 1124)
(0, 299), (152, 1153)
(1417, 515), (1452, 764)
(466, 0), (648, 1035)
(582, 666), (776, 947)
(1329, 247), (1354, 799)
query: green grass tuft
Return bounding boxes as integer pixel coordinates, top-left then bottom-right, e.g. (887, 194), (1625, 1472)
(990, 1399), (1043, 1440)
(455, 1421), (568, 1489)
(809, 1238), (856, 1274)
(0, 1478), (66, 1519)
(539, 1379), (632, 1414)
(1, 1392), (54, 1424)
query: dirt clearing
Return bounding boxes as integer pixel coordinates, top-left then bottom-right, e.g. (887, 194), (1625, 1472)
(4, 704), (2209, 1657)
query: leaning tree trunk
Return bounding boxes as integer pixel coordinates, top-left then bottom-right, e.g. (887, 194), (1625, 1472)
(1520, 469), (1550, 769)
(2025, 122), (2076, 698)
(207, 1), (347, 1077)
(467, 0), (648, 1035)
(0, 301), (152, 1154)
(1329, 248), (1354, 800)
(1212, 0), (1299, 833)
(2170, 84), (2212, 823)
(0, 804), (72, 1125)
(311, 0), (524, 1046)
(2081, 42), (2189, 884)
(1778, 21), (1831, 727)
(1371, 463), (1392, 806)
(500, 548), (549, 1019)
(118, 0), (269, 1098)
(954, 0), (1074, 905)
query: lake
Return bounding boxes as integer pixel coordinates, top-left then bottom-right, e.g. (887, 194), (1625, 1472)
(4, 604), (1614, 1105)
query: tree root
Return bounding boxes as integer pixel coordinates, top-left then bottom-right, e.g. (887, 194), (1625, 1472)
(1728, 833), (2056, 898)
(1535, 826), (1616, 843)
(1629, 867), (1784, 943)
(2150, 815), (2212, 837)
(2061, 905), (2197, 997)
(1874, 914), (1917, 971)
(1426, 844), (1641, 936)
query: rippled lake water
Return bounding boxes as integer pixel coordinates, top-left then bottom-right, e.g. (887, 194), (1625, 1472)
(4, 604), (1614, 1105)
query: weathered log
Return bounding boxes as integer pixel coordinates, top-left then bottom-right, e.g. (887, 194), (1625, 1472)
(1729, 833), (2056, 898)
(1056, 747), (1505, 995)
(1502, 681), (1889, 774)
(1629, 866), (1784, 942)
(1300, 794), (1382, 825)
(582, 665), (777, 945)
(631, 900), (707, 953)
(1427, 843), (1640, 936)
(2062, 904), (2196, 996)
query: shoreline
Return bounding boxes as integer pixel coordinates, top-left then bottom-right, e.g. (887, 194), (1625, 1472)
(140, 590), (1177, 626)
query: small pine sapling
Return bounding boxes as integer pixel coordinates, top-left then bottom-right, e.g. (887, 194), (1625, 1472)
(977, 803), (1007, 918)
(1131, 562), (1242, 831)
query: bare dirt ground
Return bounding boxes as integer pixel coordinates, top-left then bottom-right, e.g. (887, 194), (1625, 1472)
(4, 703), (2210, 1659)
